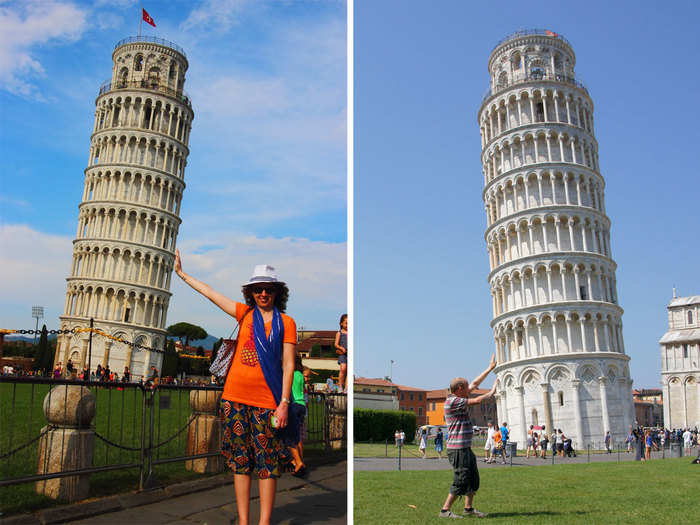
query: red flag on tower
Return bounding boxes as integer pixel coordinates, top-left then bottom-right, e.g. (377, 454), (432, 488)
(143, 8), (156, 27)
(545, 30), (559, 37)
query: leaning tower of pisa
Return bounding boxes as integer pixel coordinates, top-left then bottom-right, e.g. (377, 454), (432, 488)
(55, 36), (194, 380)
(478, 30), (633, 447)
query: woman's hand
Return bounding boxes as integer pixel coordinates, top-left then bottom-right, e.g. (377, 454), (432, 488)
(174, 249), (183, 277)
(274, 401), (289, 429)
(490, 383), (497, 397)
(489, 353), (497, 370)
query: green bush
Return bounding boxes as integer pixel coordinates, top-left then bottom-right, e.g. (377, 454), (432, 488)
(354, 408), (417, 443)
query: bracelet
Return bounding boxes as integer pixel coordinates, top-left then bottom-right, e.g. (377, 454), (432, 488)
(280, 397), (290, 404)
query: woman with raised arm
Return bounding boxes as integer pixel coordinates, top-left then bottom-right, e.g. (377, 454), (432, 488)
(175, 250), (296, 525)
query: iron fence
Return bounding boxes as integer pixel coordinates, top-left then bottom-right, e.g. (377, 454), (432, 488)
(0, 377), (345, 493)
(114, 36), (187, 57)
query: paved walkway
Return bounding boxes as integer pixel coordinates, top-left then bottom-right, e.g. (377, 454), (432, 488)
(73, 461), (346, 525)
(355, 447), (697, 471)
(2, 461), (346, 525)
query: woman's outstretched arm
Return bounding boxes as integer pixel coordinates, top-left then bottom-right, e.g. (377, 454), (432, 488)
(174, 249), (238, 317)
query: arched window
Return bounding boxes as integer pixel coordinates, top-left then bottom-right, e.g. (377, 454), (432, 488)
(530, 60), (545, 80)
(148, 67), (160, 87)
(169, 62), (177, 79)
(118, 67), (128, 88)
(688, 310), (693, 324)
(497, 71), (508, 88)
(558, 391), (564, 406)
(134, 55), (143, 71)
(511, 52), (521, 70)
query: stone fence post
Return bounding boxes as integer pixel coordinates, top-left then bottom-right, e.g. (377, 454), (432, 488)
(328, 395), (347, 450)
(186, 389), (224, 473)
(36, 385), (95, 502)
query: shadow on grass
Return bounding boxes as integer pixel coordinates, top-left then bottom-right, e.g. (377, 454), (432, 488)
(487, 510), (586, 518)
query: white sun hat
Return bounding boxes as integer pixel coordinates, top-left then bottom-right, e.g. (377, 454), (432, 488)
(243, 264), (285, 286)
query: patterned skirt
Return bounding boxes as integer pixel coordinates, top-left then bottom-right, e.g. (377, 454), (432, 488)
(220, 400), (292, 479)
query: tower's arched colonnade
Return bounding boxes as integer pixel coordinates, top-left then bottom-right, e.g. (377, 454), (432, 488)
(479, 31), (633, 448)
(56, 37), (193, 380)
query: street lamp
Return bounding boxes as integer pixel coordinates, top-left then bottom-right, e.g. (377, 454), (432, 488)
(389, 359), (395, 382)
(31, 306), (44, 346)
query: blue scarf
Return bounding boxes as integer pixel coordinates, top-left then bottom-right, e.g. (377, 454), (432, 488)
(252, 306), (284, 405)
(253, 306), (297, 438)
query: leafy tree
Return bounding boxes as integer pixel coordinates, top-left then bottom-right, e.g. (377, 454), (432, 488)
(161, 339), (178, 377)
(166, 322), (207, 351)
(33, 325), (53, 375)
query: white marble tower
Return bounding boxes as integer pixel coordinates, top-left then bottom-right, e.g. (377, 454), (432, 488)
(478, 30), (633, 447)
(55, 36), (194, 379)
(660, 293), (700, 429)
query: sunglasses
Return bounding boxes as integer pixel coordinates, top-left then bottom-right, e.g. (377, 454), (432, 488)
(251, 285), (278, 294)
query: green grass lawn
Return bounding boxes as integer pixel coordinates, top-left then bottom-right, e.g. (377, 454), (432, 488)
(354, 457), (696, 524)
(0, 382), (336, 516)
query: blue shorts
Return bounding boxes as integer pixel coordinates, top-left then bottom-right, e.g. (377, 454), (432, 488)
(337, 354), (347, 364)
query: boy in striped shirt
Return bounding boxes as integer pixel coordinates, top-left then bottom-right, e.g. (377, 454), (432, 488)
(439, 355), (497, 519)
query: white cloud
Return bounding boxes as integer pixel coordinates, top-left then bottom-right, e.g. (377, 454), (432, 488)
(180, 10), (347, 227)
(180, 0), (250, 33)
(0, 224), (346, 336)
(0, 1), (88, 98)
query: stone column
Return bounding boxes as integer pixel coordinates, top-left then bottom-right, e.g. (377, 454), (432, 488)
(516, 386), (527, 448)
(541, 382), (553, 433)
(36, 385), (96, 502)
(570, 379), (585, 448)
(618, 377), (632, 432)
(79, 339), (89, 372)
(186, 389), (224, 473)
(598, 377), (611, 435)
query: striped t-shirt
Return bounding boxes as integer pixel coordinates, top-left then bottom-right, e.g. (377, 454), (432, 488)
(444, 394), (473, 449)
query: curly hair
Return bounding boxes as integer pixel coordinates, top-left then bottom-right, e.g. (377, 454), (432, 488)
(241, 283), (289, 312)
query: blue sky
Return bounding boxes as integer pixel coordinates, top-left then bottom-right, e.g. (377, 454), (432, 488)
(0, 0), (346, 337)
(354, 0), (700, 390)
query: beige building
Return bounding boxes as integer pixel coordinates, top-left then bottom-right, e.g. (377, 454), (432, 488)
(660, 294), (700, 429)
(354, 377), (399, 411)
(54, 36), (194, 379)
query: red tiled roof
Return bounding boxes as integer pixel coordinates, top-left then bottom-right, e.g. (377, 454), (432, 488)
(354, 377), (395, 387)
(427, 387), (490, 398)
(427, 389), (449, 399)
(393, 384), (428, 392)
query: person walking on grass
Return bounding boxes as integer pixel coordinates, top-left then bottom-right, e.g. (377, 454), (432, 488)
(605, 431), (612, 454)
(419, 428), (428, 458)
(438, 354), (497, 519)
(484, 421), (495, 463)
(435, 428), (444, 459)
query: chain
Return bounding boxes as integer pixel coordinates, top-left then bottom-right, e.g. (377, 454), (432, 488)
(152, 414), (197, 449)
(0, 426), (53, 460)
(92, 413), (197, 452)
(1, 327), (164, 354)
(93, 432), (143, 452)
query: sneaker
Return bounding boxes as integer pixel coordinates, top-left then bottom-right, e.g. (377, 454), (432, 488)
(464, 508), (487, 518)
(439, 510), (464, 519)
